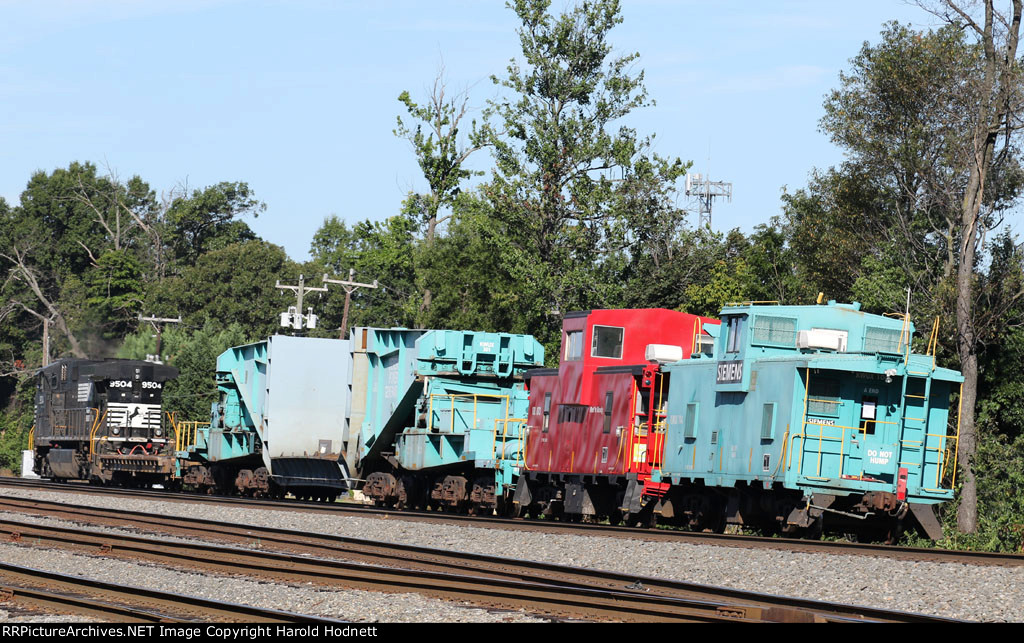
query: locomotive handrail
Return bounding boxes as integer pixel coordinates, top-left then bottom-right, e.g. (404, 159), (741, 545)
(165, 411), (178, 451)
(87, 408), (106, 457)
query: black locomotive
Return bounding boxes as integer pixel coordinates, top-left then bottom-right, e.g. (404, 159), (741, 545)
(32, 359), (179, 486)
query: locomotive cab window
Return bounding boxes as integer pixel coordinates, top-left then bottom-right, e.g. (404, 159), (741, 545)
(591, 325), (624, 359)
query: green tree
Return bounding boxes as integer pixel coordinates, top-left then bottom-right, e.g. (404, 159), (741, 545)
(150, 240), (297, 340)
(483, 0), (690, 353)
(311, 214), (419, 332)
(0, 162), (159, 360)
(160, 322), (248, 423)
(812, 14), (1024, 532)
(394, 73), (491, 316)
(165, 182), (263, 267)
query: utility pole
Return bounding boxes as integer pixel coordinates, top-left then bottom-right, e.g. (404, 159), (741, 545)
(138, 314), (182, 364)
(42, 313), (56, 367)
(322, 270), (378, 339)
(275, 274), (327, 332)
(21, 310), (59, 367)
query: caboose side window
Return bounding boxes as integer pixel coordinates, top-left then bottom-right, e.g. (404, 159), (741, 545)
(603, 391), (614, 433)
(591, 326), (624, 359)
(543, 392), (552, 433)
(761, 403), (777, 440)
(751, 315), (797, 348)
(684, 403), (698, 438)
(808, 378), (841, 417)
(564, 331), (583, 361)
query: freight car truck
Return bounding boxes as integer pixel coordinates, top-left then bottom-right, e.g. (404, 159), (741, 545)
(177, 335), (351, 500)
(353, 327), (544, 514)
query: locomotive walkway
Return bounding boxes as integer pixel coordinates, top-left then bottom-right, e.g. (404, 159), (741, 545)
(0, 493), (960, 623)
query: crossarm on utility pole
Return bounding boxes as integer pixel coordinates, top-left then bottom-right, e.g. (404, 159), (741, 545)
(138, 314), (182, 363)
(322, 270), (379, 339)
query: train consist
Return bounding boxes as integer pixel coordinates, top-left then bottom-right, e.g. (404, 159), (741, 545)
(31, 359), (179, 486)
(514, 301), (962, 540)
(30, 301), (963, 540)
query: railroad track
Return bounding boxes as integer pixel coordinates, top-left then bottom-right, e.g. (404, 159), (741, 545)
(0, 561), (344, 623)
(2, 477), (1021, 567)
(0, 497), (958, 623)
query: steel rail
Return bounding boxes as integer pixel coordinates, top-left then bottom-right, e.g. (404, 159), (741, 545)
(1, 477), (1020, 567)
(1, 519), (763, 623)
(0, 502), (959, 623)
(0, 560), (344, 623)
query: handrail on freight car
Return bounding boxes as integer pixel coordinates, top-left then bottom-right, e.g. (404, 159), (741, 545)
(426, 393), (510, 434)
(492, 417), (528, 465)
(166, 411), (210, 453)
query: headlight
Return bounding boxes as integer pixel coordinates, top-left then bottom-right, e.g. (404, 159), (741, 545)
(111, 427), (120, 436)
(155, 428), (163, 437)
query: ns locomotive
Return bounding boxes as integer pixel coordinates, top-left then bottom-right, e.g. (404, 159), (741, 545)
(31, 358), (179, 486)
(514, 302), (962, 540)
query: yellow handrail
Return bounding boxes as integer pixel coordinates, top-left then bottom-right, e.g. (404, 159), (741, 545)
(87, 408), (106, 456)
(173, 420), (210, 452)
(927, 316), (940, 370)
(426, 393), (509, 433)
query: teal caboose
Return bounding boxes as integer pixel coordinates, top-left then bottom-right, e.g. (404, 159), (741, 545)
(657, 301), (962, 540)
(352, 327), (544, 514)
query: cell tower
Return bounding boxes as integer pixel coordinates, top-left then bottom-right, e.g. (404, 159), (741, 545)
(685, 173), (733, 230)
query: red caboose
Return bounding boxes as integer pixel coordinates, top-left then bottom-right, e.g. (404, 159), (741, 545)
(514, 308), (719, 523)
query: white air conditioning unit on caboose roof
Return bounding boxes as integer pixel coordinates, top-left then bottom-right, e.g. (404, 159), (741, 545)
(797, 328), (848, 352)
(645, 344), (684, 363)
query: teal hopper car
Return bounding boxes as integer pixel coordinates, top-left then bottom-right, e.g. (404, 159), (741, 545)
(176, 335), (351, 500)
(355, 327), (544, 513)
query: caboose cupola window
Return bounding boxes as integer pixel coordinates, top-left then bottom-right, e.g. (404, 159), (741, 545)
(726, 316), (745, 353)
(591, 325), (624, 359)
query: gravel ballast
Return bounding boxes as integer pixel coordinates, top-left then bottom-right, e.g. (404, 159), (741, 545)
(2, 487), (1022, 622)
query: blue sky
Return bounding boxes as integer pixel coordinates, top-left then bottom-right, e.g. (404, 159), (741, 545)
(0, 0), (937, 261)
